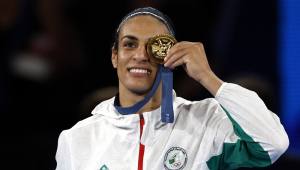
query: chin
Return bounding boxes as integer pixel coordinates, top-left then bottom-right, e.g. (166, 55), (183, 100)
(129, 86), (152, 95)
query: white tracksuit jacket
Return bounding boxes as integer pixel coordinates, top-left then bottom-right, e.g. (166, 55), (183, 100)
(55, 83), (289, 170)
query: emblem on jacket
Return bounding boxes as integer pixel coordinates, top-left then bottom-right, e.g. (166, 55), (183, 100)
(164, 147), (188, 170)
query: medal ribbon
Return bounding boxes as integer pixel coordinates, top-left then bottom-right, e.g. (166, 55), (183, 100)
(161, 65), (174, 123)
(114, 65), (174, 123)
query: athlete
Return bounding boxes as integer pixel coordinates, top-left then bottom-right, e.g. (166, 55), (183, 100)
(55, 7), (289, 170)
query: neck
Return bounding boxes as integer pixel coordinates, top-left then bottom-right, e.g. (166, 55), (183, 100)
(119, 83), (162, 114)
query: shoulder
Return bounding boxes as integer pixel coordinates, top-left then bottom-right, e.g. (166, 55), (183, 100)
(62, 114), (106, 136)
(174, 95), (223, 114)
(174, 95), (227, 125)
(60, 97), (118, 138)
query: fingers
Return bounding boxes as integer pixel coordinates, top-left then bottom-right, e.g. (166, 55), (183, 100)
(164, 41), (203, 69)
(165, 41), (191, 61)
(164, 49), (188, 69)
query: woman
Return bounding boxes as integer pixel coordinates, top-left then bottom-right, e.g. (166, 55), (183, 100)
(56, 7), (288, 170)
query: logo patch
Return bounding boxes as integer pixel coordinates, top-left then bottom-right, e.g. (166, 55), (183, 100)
(100, 165), (109, 170)
(164, 147), (188, 170)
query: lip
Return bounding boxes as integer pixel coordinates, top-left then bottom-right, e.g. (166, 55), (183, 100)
(128, 67), (152, 76)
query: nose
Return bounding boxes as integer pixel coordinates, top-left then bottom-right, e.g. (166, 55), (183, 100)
(133, 44), (150, 63)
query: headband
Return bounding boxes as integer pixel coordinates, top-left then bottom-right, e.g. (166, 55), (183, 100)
(116, 7), (175, 37)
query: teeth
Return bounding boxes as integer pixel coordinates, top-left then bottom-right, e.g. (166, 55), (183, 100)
(130, 69), (150, 74)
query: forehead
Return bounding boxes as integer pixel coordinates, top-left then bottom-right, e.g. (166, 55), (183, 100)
(119, 15), (170, 39)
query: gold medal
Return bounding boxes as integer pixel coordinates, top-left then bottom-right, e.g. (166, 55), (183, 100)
(147, 34), (178, 64)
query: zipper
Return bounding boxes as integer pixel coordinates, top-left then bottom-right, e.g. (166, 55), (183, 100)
(138, 114), (145, 170)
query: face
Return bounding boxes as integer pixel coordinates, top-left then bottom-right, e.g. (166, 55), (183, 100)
(112, 15), (169, 95)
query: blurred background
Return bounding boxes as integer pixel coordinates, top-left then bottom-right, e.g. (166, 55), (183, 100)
(0, 0), (299, 169)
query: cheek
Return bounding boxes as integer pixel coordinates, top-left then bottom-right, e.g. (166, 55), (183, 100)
(118, 50), (132, 64)
(150, 60), (159, 68)
(116, 53), (129, 78)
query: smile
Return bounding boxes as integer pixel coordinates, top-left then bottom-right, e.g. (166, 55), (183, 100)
(129, 68), (151, 74)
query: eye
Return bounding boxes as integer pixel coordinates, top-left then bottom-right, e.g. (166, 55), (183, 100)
(124, 42), (135, 48)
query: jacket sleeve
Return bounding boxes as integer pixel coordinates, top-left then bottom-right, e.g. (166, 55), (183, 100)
(206, 83), (289, 170)
(56, 131), (72, 170)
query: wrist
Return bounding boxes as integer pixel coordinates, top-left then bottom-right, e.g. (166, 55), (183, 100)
(197, 70), (214, 84)
(197, 71), (223, 97)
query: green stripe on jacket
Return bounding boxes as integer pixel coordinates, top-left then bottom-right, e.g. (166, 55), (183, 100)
(206, 105), (272, 170)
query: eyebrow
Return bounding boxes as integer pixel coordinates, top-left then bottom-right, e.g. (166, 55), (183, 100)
(121, 35), (154, 41)
(121, 35), (138, 41)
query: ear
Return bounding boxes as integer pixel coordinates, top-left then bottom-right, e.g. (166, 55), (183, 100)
(111, 47), (118, 68)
